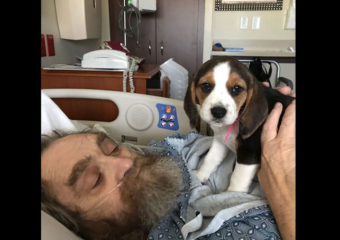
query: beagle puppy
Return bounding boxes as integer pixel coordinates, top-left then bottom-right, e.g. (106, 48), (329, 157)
(184, 56), (294, 192)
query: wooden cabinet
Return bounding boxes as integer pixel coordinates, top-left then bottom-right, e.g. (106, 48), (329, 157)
(41, 64), (159, 93)
(109, 0), (205, 80)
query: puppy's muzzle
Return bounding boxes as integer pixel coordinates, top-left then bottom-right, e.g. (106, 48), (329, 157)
(211, 106), (227, 119)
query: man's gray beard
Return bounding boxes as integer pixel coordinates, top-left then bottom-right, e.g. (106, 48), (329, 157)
(107, 154), (184, 238)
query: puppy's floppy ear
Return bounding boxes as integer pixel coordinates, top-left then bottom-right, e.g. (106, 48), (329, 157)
(238, 76), (268, 139)
(184, 81), (200, 130)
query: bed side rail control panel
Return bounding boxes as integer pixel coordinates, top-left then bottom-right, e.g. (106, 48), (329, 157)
(42, 89), (194, 145)
(156, 103), (179, 131)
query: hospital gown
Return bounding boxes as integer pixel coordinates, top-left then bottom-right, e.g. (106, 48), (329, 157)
(145, 132), (281, 240)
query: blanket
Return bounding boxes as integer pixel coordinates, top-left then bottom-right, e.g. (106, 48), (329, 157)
(146, 132), (280, 240)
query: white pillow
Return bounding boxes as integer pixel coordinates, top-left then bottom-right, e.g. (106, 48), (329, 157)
(41, 91), (85, 240)
(41, 211), (82, 240)
(41, 91), (83, 134)
(41, 91), (108, 135)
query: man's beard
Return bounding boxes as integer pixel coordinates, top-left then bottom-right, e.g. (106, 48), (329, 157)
(106, 154), (184, 239)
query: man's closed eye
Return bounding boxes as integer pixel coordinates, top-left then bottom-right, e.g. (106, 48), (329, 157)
(93, 172), (103, 189)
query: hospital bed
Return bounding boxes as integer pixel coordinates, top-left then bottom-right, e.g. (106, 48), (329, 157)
(41, 88), (196, 240)
(42, 88), (195, 144)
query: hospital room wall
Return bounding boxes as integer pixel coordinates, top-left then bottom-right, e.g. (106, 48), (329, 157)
(41, 0), (295, 90)
(41, 0), (111, 68)
(202, 0), (296, 91)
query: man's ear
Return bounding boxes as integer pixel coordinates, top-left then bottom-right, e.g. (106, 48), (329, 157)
(184, 82), (200, 130)
(238, 77), (268, 139)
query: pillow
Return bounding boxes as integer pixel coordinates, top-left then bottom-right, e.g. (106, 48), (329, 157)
(41, 211), (82, 240)
(41, 91), (85, 134)
(41, 91), (85, 240)
(41, 91), (108, 134)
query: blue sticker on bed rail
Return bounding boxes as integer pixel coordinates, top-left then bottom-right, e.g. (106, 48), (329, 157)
(156, 103), (179, 131)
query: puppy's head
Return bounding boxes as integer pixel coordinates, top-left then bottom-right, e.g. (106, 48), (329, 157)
(184, 56), (268, 139)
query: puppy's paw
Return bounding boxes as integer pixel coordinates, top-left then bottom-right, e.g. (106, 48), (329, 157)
(192, 169), (211, 183)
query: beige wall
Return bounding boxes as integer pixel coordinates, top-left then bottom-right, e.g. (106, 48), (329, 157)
(41, 0), (110, 67)
(202, 0), (295, 91)
(203, 0), (295, 61)
(212, 1), (295, 40)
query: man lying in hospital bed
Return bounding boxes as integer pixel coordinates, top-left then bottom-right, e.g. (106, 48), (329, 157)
(41, 89), (282, 240)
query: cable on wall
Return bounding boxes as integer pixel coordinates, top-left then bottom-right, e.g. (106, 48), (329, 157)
(118, 0), (141, 46)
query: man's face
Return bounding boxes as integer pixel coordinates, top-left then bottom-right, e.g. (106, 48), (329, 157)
(41, 132), (183, 236)
(41, 132), (137, 219)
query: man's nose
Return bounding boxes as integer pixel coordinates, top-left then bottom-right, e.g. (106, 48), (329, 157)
(114, 156), (134, 179)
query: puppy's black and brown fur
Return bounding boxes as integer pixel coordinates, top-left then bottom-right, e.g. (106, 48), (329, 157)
(184, 56), (294, 192)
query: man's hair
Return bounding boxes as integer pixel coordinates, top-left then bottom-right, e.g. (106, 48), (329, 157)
(41, 179), (83, 234)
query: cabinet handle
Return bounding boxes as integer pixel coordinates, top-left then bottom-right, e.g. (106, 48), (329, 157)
(160, 41), (164, 55)
(148, 41), (152, 55)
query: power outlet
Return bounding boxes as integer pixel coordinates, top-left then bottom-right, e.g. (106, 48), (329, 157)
(240, 16), (248, 29)
(252, 16), (261, 30)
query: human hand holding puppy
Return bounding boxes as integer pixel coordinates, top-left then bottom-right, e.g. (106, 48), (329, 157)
(258, 86), (295, 240)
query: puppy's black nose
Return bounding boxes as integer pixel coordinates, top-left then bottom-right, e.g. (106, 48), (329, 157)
(211, 107), (227, 119)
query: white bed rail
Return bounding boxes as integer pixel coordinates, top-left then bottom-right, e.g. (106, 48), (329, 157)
(42, 89), (194, 145)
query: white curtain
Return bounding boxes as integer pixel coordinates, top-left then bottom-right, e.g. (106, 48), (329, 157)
(285, 0), (296, 29)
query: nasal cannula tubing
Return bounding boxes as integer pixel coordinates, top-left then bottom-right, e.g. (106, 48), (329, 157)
(87, 181), (123, 211)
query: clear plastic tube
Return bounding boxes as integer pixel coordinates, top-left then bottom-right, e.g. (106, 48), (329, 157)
(87, 181), (123, 212)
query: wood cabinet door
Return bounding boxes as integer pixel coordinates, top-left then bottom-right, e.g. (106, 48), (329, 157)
(126, 13), (157, 65)
(156, 0), (204, 80)
(108, 0), (157, 64)
(109, 0), (204, 80)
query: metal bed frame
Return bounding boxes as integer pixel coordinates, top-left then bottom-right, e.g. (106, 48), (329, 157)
(239, 59), (293, 89)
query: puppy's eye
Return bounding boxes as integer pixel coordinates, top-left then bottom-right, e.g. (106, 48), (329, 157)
(200, 82), (212, 93)
(231, 85), (243, 96)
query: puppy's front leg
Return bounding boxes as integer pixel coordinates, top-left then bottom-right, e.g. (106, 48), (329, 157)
(227, 162), (259, 192)
(194, 138), (227, 183)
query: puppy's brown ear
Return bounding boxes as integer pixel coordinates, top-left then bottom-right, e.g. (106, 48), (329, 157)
(184, 82), (200, 130)
(238, 77), (268, 139)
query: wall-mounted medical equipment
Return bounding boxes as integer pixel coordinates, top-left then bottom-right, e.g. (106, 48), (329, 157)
(55, 0), (101, 40)
(131, 0), (156, 12)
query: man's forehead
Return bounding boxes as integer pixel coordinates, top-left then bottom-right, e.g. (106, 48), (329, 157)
(54, 133), (98, 148)
(41, 133), (98, 181)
